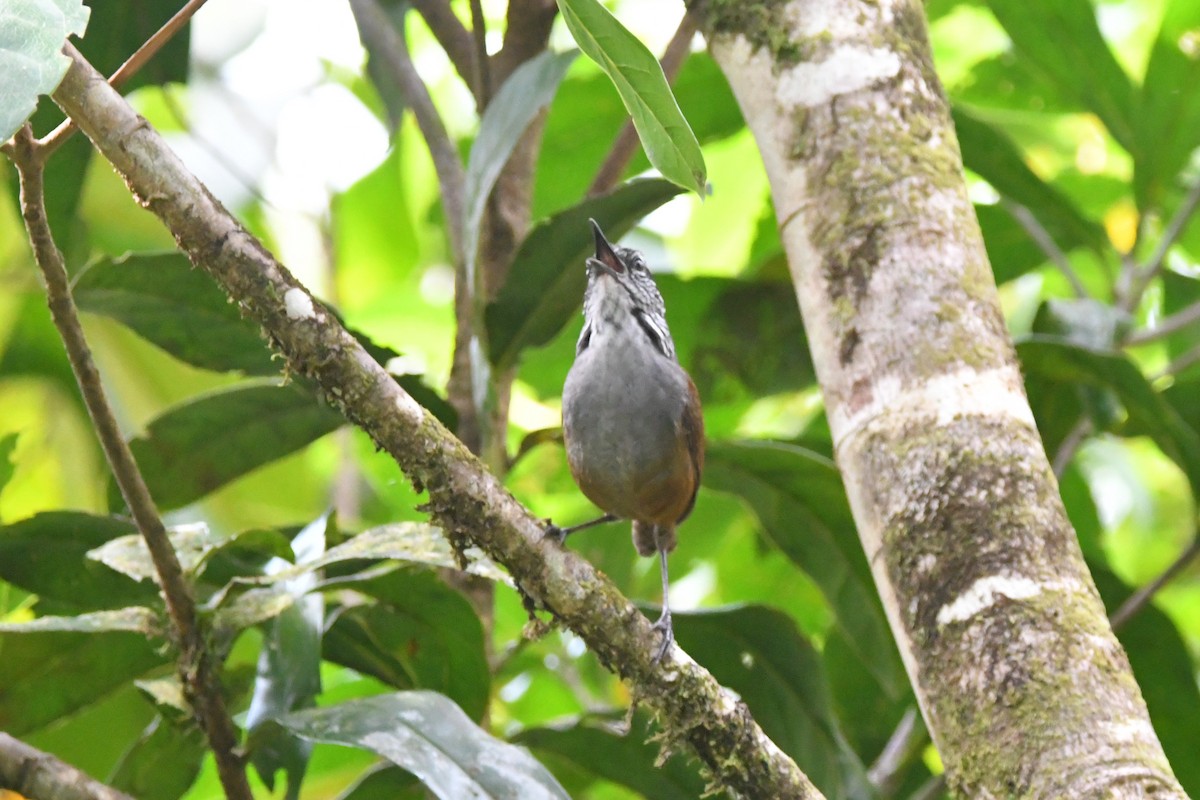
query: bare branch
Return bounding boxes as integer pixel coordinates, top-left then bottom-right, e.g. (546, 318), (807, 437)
(1110, 534), (1200, 632)
(411, 0), (478, 94)
(589, 12), (697, 196)
(492, 0), (557, 85)
(0, 733), (133, 800)
(1124, 298), (1200, 346)
(1121, 175), (1200, 310)
(1154, 341), (1200, 380)
(469, 0), (492, 107)
(1001, 200), (1088, 298)
(51, 43), (822, 800)
(867, 707), (928, 798)
(350, 0), (466, 265)
(40, 0), (210, 155)
(7, 126), (252, 800)
(1051, 416), (1093, 478)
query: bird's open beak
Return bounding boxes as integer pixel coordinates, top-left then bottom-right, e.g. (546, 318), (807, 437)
(587, 219), (624, 277)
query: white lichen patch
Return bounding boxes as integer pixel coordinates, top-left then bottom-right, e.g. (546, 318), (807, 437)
(395, 391), (424, 423)
(1108, 717), (1155, 744)
(936, 575), (1080, 625)
(831, 366), (1036, 451)
(284, 287), (315, 320)
(776, 45), (901, 108)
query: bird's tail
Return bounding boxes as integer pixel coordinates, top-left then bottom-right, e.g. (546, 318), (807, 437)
(632, 521), (676, 557)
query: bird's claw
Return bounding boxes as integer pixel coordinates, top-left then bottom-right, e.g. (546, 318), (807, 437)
(542, 519), (567, 545)
(650, 610), (674, 665)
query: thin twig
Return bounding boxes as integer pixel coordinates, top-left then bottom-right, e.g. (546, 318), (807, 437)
(1051, 416), (1093, 478)
(1124, 298), (1200, 346)
(867, 707), (927, 797)
(349, 0), (465, 265)
(1002, 200), (1088, 298)
(1122, 175), (1200, 310)
(469, 0), (492, 108)
(1111, 534), (1200, 631)
(589, 12), (698, 195)
(1152, 341), (1200, 380)
(40, 0), (210, 155)
(0, 732), (134, 800)
(411, 0), (478, 95)
(8, 126), (252, 800)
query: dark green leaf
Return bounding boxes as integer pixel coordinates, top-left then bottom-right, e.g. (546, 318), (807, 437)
(113, 383), (345, 511)
(674, 606), (874, 800)
(1134, 0), (1200, 211)
(485, 178), (683, 369)
(0, 432), (19, 494)
(1059, 463), (1103, 562)
(556, 0), (706, 194)
(0, 0), (90, 141)
(276, 691), (570, 799)
(954, 108), (1106, 254)
(0, 511), (156, 610)
(515, 712), (705, 800)
(199, 528), (296, 587)
(464, 50), (577, 277)
(246, 517), (327, 798)
(74, 252), (278, 374)
(1017, 337), (1200, 496)
(823, 631), (918, 769)
(1093, 569), (1200, 796)
(975, 202), (1056, 285)
(338, 765), (422, 800)
(983, 0), (1138, 152)
(109, 715), (207, 800)
(0, 630), (165, 735)
(323, 569), (490, 720)
(704, 441), (906, 697)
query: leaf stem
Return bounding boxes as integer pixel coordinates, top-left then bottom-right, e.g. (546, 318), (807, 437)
(7, 126), (252, 800)
(1002, 200), (1088, 298)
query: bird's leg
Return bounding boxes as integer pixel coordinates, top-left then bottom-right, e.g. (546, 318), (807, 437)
(650, 548), (673, 664)
(544, 513), (618, 544)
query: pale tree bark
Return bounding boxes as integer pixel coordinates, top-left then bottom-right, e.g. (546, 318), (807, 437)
(693, 0), (1188, 797)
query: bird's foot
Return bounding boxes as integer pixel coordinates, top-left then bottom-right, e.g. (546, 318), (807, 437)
(542, 519), (567, 545)
(650, 608), (674, 665)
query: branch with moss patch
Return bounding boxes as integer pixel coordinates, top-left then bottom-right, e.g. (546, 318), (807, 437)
(0, 733), (134, 800)
(50, 43), (823, 800)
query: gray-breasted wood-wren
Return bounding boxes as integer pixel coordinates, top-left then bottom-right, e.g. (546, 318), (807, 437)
(553, 219), (705, 663)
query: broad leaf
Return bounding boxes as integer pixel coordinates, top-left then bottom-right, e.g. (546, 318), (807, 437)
(275, 691), (570, 800)
(109, 716), (208, 800)
(111, 383), (345, 512)
(463, 49), (577, 281)
(0, 606), (159, 634)
(704, 441), (906, 697)
(556, 0), (706, 195)
(984, 0), (1138, 153)
(323, 569), (490, 720)
(485, 178), (683, 369)
(0, 511), (156, 611)
(1135, 0), (1200, 211)
(954, 108), (1105, 255)
(0, 0), (89, 142)
(246, 516), (326, 798)
(0, 432), (17, 494)
(674, 606), (875, 800)
(516, 713), (706, 800)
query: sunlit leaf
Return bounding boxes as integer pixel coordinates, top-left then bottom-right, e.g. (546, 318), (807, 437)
(674, 606), (875, 800)
(486, 178), (683, 369)
(275, 691), (570, 800)
(111, 383), (345, 512)
(0, 0), (89, 142)
(704, 441), (906, 697)
(556, 0), (706, 195)
(0, 432), (17, 493)
(0, 606), (159, 634)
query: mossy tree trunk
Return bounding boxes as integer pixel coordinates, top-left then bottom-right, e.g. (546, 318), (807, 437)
(693, 0), (1187, 796)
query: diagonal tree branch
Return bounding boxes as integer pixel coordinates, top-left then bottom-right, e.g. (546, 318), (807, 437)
(0, 733), (133, 800)
(411, 0), (478, 97)
(7, 126), (252, 800)
(50, 43), (822, 800)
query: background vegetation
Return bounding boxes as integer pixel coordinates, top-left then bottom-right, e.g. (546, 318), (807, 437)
(1, 0), (1198, 797)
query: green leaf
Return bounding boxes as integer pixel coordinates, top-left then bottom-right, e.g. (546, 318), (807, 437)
(0, 606), (159, 634)
(1135, 0), (1200, 211)
(1017, 337), (1200, 496)
(1031, 298), (1132, 350)
(556, 0), (706, 195)
(0, 432), (17, 494)
(276, 691), (570, 800)
(463, 49), (577, 279)
(246, 516), (327, 798)
(1093, 569), (1200, 797)
(338, 765), (422, 800)
(673, 606), (874, 800)
(89, 521), (237, 582)
(485, 178), (683, 369)
(323, 569), (490, 720)
(983, 0), (1138, 153)
(74, 252), (278, 374)
(953, 108), (1106, 255)
(704, 441), (906, 697)
(0, 630), (165, 735)
(109, 716), (208, 800)
(112, 383), (345, 512)
(0, 512), (156, 611)
(516, 712), (706, 800)
(0, 0), (89, 142)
